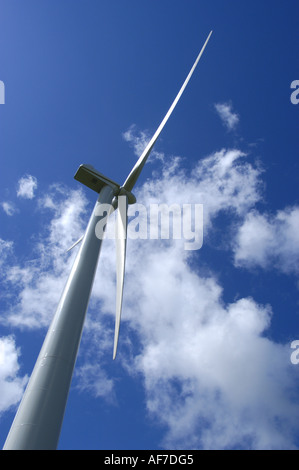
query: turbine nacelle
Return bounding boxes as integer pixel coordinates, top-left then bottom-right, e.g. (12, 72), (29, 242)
(74, 164), (136, 210)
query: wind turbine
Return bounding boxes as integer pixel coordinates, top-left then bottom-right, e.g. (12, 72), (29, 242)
(3, 31), (212, 450)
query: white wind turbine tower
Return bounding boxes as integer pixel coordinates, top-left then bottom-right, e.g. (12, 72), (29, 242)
(3, 31), (212, 450)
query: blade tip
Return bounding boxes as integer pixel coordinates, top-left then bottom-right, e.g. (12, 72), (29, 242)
(113, 341), (118, 360)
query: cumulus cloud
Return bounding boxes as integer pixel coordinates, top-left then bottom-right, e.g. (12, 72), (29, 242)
(215, 102), (239, 131)
(0, 336), (28, 415)
(1, 201), (16, 216)
(17, 175), (38, 199)
(233, 206), (299, 275)
(133, 147), (262, 236)
(127, 257), (297, 449)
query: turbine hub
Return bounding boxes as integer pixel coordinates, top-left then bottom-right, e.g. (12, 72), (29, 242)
(118, 187), (136, 205)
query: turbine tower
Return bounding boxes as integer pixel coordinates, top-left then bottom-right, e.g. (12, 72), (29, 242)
(3, 31), (212, 450)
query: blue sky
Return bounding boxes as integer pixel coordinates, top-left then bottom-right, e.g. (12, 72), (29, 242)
(0, 0), (299, 450)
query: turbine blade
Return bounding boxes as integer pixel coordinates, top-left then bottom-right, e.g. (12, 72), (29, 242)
(123, 30), (213, 192)
(66, 235), (84, 252)
(113, 194), (128, 359)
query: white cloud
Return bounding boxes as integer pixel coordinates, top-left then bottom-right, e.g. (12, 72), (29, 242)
(215, 102), (239, 131)
(127, 259), (298, 449)
(233, 206), (299, 274)
(0, 238), (13, 267)
(75, 364), (115, 402)
(17, 175), (38, 199)
(1, 201), (16, 216)
(123, 125), (165, 162)
(135, 148), (262, 234)
(0, 336), (28, 415)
